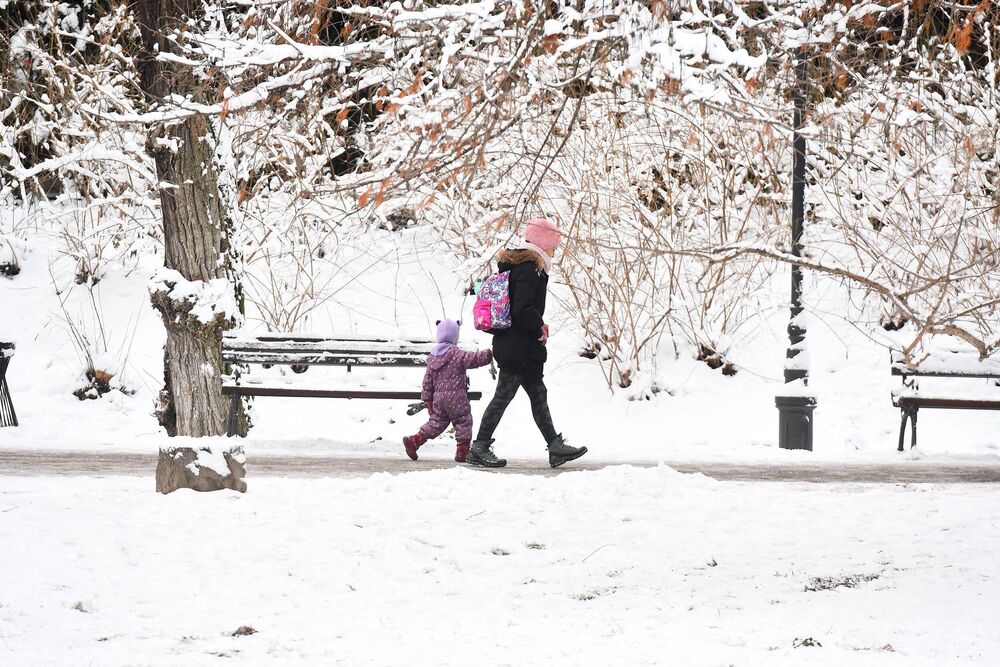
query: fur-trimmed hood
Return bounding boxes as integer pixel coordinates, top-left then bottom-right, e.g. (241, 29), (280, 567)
(497, 248), (547, 273)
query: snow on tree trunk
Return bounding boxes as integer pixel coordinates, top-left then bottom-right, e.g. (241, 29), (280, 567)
(136, 0), (245, 438)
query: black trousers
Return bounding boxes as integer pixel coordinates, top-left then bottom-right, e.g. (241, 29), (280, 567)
(476, 367), (558, 444)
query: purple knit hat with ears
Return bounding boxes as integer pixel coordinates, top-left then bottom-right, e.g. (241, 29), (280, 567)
(431, 319), (461, 356)
(524, 218), (561, 252)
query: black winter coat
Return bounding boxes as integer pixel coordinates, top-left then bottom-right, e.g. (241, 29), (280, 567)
(491, 248), (549, 377)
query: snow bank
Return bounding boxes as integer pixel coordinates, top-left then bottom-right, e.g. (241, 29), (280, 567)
(1, 470), (998, 664)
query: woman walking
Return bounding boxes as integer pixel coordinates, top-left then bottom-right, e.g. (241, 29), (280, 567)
(467, 218), (588, 469)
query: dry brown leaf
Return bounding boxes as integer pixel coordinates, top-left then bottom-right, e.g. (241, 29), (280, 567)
(374, 178), (390, 207)
(404, 70), (424, 96)
(358, 185), (374, 208)
(417, 192), (437, 211)
(954, 21), (973, 55)
(310, 0), (330, 44)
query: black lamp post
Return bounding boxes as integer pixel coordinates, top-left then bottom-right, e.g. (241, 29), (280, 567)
(776, 47), (816, 450)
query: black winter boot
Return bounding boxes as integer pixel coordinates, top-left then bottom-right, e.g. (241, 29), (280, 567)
(467, 438), (507, 468)
(547, 434), (587, 468)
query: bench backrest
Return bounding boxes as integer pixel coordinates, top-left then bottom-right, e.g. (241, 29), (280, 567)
(222, 332), (434, 368)
(891, 350), (1000, 379)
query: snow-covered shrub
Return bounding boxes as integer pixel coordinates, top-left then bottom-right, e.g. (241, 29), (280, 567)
(422, 93), (788, 389)
(239, 195), (350, 333)
(391, 0), (1000, 388)
(0, 236), (19, 277)
(1, 2), (152, 204)
(4, 0), (997, 402)
(1, 2), (159, 286)
(54, 274), (138, 400)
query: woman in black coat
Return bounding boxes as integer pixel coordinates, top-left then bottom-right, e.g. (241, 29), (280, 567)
(468, 219), (588, 469)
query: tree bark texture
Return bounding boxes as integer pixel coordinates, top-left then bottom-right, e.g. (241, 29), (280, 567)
(136, 0), (243, 437)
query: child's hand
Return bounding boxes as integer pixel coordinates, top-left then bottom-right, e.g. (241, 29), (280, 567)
(538, 324), (550, 345)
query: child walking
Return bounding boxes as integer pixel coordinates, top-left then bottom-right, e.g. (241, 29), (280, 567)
(403, 319), (493, 462)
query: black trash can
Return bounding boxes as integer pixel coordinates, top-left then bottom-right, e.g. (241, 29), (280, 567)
(776, 394), (815, 450)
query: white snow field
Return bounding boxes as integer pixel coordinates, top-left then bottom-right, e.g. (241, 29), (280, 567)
(2, 467), (999, 666)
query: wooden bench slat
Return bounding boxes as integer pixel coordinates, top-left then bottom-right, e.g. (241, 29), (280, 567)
(894, 396), (1000, 410)
(224, 344), (428, 356)
(222, 352), (428, 367)
(890, 350), (1000, 378)
(891, 366), (1000, 379)
(225, 340), (430, 354)
(224, 332), (434, 345)
(223, 385), (482, 401)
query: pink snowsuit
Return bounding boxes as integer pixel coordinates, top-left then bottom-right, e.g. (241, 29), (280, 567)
(419, 346), (493, 442)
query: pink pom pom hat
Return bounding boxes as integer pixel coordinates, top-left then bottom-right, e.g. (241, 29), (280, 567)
(523, 217), (562, 252)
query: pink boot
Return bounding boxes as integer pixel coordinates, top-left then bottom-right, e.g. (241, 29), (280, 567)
(403, 432), (428, 460)
(455, 441), (470, 463)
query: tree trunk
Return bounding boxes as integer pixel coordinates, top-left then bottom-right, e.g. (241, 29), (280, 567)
(136, 0), (245, 437)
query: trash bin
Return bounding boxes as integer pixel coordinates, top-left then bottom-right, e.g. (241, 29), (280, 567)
(776, 394), (815, 450)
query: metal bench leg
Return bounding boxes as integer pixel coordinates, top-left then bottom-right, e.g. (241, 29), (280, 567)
(226, 392), (240, 437)
(909, 406), (917, 449)
(0, 373), (16, 428)
(897, 408), (908, 452)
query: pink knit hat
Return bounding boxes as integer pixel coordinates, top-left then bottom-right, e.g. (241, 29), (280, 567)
(524, 218), (561, 252)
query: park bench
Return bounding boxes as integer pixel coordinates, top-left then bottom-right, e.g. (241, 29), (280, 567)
(0, 340), (16, 427)
(891, 349), (1000, 451)
(221, 332), (483, 436)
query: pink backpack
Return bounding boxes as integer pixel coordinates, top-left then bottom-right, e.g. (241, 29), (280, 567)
(473, 271), (511, 332)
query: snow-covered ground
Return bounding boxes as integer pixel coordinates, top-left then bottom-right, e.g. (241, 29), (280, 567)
(3, 204), (999, 666)
(2, 467), (999, 665)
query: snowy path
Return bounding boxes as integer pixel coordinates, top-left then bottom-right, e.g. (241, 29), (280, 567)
(2, 469), (999, 665)
(3, 449), (1000, 482)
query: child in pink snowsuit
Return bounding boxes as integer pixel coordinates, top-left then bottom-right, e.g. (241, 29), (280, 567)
(404, 319), (493, 462)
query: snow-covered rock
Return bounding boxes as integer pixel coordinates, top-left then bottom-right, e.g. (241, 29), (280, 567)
(155, 446), (247, 494)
